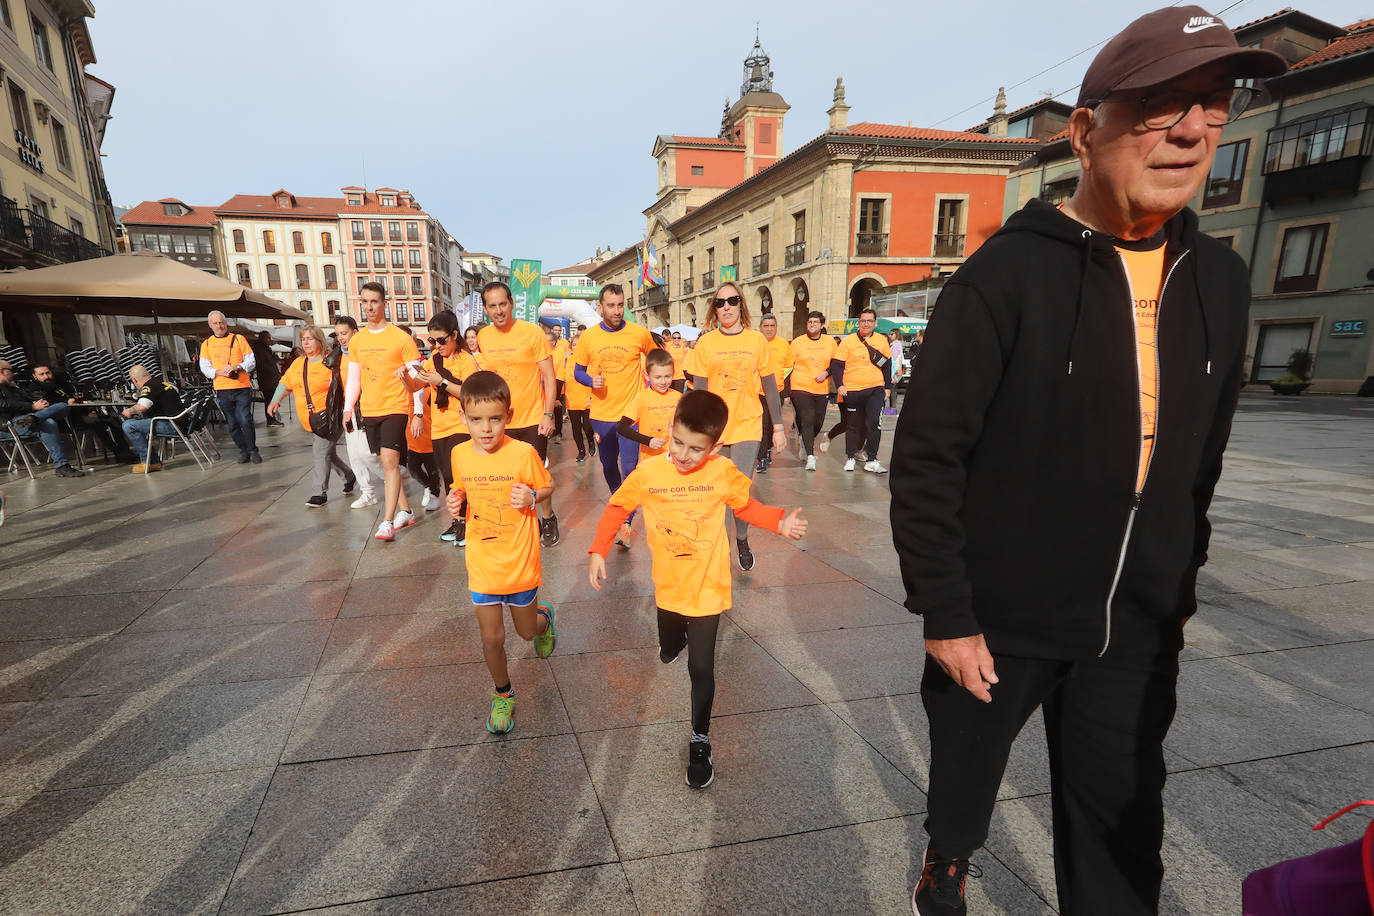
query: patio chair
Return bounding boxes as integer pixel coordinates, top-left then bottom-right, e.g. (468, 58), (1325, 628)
(141, 400), (211, 474)
(2, 419), (49, 479)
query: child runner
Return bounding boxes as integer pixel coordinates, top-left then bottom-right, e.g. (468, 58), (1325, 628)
(613, 347), (681, 546)
(447, 370), (557, 734)
(588, 390), (807, 788)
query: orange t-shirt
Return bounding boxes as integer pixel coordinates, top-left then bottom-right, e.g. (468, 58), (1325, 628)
(682, 328), (771, 445)
(572, 322), (657, 423)
(626, 386), (682, 459)
(835, 332), (891, 392)
(764, 336), (793, 387)
(610, 453), (758, 616)
(789, 333), (838, 395)
(665, 339), (690, 380)
(1117, 243), (1166, 493)
(350, 323), (420, 417)
(279, 356), (332, 432)
(406, 396), (433, 453)
(477, 320), (552, 429)
(200, 333), (253, 390)
(451, 436), (552, 594)
(553, 337), (571, 374)
(423, 350), (480, 440)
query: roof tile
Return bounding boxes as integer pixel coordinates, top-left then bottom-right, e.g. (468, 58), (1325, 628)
(845, 122), (1041, 144)
(1288, 28), (1374, 71)
(670, 135), (744, 147)
(122, 199), (218, 227)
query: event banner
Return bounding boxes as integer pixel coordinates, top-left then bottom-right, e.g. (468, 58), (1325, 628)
(510, 259), (541, 323)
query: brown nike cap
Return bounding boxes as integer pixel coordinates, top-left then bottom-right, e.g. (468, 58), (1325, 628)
(1077, 5), (1288, 107)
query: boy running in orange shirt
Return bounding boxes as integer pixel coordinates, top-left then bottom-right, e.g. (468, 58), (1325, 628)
(613, 348), (680, 547)
(446, 371), (557, 735)
(589, 390), (807, 788)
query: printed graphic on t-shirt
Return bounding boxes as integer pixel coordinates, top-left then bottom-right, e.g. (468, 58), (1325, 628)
(657, 507), (713, 557)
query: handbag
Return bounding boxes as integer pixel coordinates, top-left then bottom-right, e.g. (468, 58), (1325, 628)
(1243, 801), (1374, 915)
(302, 357), (342, 440)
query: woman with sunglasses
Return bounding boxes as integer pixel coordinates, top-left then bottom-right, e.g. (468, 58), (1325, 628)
(683, 282), (787, 572)
(409, 311), (481, 544)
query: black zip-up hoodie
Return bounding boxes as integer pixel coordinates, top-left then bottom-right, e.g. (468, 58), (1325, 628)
(890, 199), (1248, 659)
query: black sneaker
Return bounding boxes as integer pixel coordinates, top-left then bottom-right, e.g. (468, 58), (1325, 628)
(588, 441), (596, 457)
(342, 474), (357, 495)
(440, 519), (461, 542)
(911, 850), (981, 916)
(575, 451), (586, 463)
(455, 517), (467, 547)
(755, 460), (768, 474)
(539, 514), (560, 548)
(686, 739), (714, 789)
(237, 453), (251, 464)
(306, 494), (327, 508)
(737, 537), (754, 572)
(55, 464), (82, 478)
(659, 633), (688, 665)
(250, 452), (263, 464)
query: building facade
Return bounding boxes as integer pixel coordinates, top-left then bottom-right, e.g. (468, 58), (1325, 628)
(594, 38), (1039, 337)
(122, 198), (217, 273)
(0, 0), (117, 359)
(338, 186), (439, 336)
(1003, 10), (1374, 393)
(215, 190), (347, 328)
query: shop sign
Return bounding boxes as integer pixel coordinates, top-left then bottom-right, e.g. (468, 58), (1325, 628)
(14, 129), (44, 174)
(1329, 320), (1366, 339)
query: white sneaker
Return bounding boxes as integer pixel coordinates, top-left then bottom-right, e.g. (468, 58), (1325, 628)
(393, 509), (416, 530)
(844, 458), (856, 472)
(817, 434), (830, 454)
(864, 460), (888, 474)
(351, 492), (378, 509)
(805, 455), (817, 471)
(420, 490), (435, 510)
(374, 520), (394, 541)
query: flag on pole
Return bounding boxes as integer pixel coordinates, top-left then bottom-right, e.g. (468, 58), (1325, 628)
(646, 242), (665, 286)
(636, 245), (646, 289)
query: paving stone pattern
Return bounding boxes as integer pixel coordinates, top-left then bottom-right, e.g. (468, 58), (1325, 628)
(0, 394), (1371, 914)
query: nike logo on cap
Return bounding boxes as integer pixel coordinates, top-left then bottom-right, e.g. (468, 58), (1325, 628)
(1183, 16), (1222, 33)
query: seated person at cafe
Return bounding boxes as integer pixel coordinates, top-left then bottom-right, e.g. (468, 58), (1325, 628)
(120, 365), (186, 473)
(0, 358), (81, 477)
(29, 363), (138, 463)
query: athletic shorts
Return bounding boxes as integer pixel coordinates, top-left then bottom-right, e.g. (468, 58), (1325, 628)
(363, 413), (408, 453)
(470, 587), (538, 607)
(507, 424), (548, 461)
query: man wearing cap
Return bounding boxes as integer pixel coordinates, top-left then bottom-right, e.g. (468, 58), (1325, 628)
(890, 7), (1285, 915)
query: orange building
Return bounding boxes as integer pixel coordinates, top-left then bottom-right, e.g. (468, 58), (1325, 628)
(595, 36), (1041, 333)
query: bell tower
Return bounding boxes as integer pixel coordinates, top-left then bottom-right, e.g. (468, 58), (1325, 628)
(727, 29), (789, 176)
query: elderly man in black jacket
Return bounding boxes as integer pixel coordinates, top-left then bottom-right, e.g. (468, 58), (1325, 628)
(0, 359), (80, 476)
(893, 8), (1287, 916)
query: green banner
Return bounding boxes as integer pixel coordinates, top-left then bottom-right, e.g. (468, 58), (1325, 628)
(539, 284), (600, 301)
(720, 265), (738, 282)
(510, 259), (542, 323)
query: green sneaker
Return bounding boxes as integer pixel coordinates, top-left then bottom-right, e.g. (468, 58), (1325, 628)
(533, 604), (556, 659)
(487, 692), (514, 734)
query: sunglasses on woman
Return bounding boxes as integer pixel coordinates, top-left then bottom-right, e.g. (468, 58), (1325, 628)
(712, 295), (742, 308)
(427, 335), (450, 346)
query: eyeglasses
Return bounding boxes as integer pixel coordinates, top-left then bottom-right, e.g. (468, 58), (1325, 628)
(427, 335), (450, 346)
(1097, 86), (1255, 131)
(712, 295), (742, 308)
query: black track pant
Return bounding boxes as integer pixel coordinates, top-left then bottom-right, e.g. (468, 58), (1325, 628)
(567, 408), (594, 455)
(553, 381), (566, 436)
(922, 649), (1180, 916)
(791, 391), (827, 457)
(406, 449), (440, 496)
(657, 608), (721, 735)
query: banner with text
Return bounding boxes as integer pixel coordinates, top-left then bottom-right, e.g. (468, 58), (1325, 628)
(510, 259), (542, 323)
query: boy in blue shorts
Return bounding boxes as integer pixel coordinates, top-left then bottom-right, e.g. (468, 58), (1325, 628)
(447, 370), (556, 734)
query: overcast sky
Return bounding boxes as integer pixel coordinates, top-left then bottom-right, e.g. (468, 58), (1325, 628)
(93, 0), (1369, 271)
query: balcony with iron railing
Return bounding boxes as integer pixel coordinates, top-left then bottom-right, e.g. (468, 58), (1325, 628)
(22, 206), (109, 262)
(751, 252), (768, 276)
(701, 271), (714, 290)
(933, 233), (965, 258)
(784, 242), (805, 268)
(855, 233), (888, 257)
(0, 197), (27, 248)
(682, 277), (694, 295)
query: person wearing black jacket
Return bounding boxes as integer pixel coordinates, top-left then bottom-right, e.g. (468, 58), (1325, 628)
(893, 8), (1287, 916)
(0, 359), (80, 476)
(29, 364), (138, 463)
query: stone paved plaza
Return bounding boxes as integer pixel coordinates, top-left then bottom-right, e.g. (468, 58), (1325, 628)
(0, 394), (1371, 915)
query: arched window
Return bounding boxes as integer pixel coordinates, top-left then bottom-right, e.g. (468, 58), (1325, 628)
(262, 230), (276, 253)
(292, 230), (304, 253)
(265, 263), (281, 289)
(295, 264), (310, 289)
(321, 232), (333, 254)
(232, 228), (245, 252)
(327, 299), (340, 319)
(235, 263), (251, 286)
(323, 264), (338, 289)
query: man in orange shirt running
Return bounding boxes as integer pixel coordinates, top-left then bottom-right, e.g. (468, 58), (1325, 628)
(342, 282), (422, 542)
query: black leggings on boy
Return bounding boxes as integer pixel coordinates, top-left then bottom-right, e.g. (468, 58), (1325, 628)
(657, 608), (720, 735)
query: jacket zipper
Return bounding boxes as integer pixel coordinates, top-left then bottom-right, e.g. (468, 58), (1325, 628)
(1099, 249), (1189, 657)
